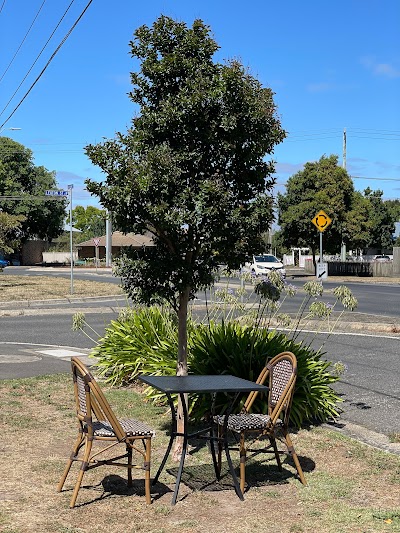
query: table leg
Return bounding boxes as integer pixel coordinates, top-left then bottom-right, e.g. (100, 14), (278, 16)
(171, 392), (189, 505)
(152, 392), (177, 486)
(221, 391), (244, 500)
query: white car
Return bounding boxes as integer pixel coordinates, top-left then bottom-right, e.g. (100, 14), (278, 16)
(244, 254), (286, 278)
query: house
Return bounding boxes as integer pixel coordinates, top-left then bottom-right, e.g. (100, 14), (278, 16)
(76, 231), (154, 261)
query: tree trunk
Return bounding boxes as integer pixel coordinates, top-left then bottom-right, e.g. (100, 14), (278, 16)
(172, 286), (190, 461)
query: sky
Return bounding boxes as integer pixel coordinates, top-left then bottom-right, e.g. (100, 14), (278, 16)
(1, 0), (399, 210)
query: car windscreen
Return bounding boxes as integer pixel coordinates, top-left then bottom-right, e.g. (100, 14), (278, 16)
(254, 255), (279, 263)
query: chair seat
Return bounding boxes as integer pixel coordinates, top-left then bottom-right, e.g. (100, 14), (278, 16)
(213, 413), (282, 432)
(92, 419), (155, 438)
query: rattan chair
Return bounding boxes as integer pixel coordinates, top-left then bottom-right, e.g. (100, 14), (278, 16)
(213, 351), (306, 492)
(57, 357), (155, 507)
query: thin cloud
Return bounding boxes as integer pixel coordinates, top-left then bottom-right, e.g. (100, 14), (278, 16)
(361, 56), (400, 78)
(306, 82), (334, 93)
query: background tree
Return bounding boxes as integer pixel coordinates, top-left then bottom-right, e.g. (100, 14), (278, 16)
(70, 205), (106, 242)
(363, 188), (395, 251)
(0, 212), (25, 255)
(277, 154), (354, 263)
(384, 199), (400, 223)
(0, 137), (66, 243)
(85, 15), (285, 450)
(342, 191), (373, 253)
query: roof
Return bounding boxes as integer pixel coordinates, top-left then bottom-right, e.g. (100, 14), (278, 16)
(77, 231), (154, 248)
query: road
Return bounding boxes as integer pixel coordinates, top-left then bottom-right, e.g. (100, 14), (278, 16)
(0, 266), (399, 442)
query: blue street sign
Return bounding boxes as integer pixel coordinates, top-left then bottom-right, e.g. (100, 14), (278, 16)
(45, 190), (69, 196)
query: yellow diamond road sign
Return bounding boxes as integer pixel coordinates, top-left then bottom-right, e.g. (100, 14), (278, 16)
(312, 210), (332, 232)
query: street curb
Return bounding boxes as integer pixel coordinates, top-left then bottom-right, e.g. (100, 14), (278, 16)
(324, 420), (400, 456)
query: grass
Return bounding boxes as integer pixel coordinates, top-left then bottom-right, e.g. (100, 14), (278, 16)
(1, 373), (400, 533)
(0, 275), (123, 301)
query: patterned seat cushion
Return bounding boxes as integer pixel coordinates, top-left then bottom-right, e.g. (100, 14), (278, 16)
(213, 413), (282, 432)
(91, 419), (155, 437)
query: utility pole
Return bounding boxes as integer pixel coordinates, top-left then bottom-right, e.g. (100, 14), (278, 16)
(68, 184), (74, 295)
(341, 128), (347, 261)
(342, 127), (347, 170)
(105, 212), (112, 267)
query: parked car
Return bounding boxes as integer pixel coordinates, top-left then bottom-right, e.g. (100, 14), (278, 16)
(244, 254), (286, 277)
(0, 258), (10, 268)
(373, 255), (392, 262)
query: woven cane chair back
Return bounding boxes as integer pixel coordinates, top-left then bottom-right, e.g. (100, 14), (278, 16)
(72, 357), (125, 441)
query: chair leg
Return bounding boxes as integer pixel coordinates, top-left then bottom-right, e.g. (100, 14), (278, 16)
(239, 432), (246, 494)
(127, 443), (133, 487)
(217, 425), (223, 475)
(269, 435), (282, 471)
(144, 437), (152, 505)
(284, 432), (307, 485)
(70, 436), (93, 508)
(57, 433), (84, 492)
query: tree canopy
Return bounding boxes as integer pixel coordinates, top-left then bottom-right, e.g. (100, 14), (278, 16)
(85, 15), (286, 376)
(72, 205), (106, 242)
(277, 155), (354, 256)
(277, 155), (397, 256)
(0, 212), (25, 255)
(0, 137), (66, 242)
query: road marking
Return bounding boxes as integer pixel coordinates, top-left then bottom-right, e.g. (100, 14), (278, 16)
(37, 349), (87, 358)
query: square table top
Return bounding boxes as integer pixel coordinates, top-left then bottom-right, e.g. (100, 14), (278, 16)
(138, 374), (269, 394)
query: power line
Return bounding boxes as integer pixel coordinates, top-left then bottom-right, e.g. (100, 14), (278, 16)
(0, 0), (47, 84)
(0, 0), (94, 130)
(0, 0), (77, 119)
(0, 0), (6, 15)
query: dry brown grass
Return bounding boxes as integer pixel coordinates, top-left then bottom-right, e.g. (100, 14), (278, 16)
(0, 275), (123, 301)
(1, 374), (400, 533)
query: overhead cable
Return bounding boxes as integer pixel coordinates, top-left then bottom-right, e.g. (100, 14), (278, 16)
(0, 0), (77, 118)
(0, 0), (47, 84)
(0, 0), (94, 130)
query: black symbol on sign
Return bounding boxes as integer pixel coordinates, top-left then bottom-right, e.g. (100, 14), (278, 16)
(315, 215), (329, 228)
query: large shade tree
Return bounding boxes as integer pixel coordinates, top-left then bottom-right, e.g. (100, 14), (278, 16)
(0, 137), (66, 243)
(277, 154), (355, 262)
(86, 16), (286, 382)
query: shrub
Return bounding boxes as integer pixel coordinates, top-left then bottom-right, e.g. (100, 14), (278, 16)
(89, 306), (179, 385)
(189, 321), (341, 427)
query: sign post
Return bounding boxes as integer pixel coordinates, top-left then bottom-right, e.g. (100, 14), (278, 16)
(67, 185), (74, 294)
(311, 210), (332, 280)
(93, 237), (101, 273)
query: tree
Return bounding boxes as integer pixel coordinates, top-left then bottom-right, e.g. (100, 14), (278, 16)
(85, 16), (285, 451)
(277, 155), (355, 263)
(363, 188), (395, 250)
(0, 212), (25, 255)
(384, 199), (400, 223)
(0, 137), (66, 243)
(343, 191), (373, 253)
(71, 205), (106, 242)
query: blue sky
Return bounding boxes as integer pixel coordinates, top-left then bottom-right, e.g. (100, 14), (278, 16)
(1, 0), (399, 209)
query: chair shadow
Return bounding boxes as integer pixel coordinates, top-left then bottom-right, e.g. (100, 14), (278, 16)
(65, 474), (170, 507)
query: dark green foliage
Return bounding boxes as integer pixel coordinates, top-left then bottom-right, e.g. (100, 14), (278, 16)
(0, 137), (66, 242)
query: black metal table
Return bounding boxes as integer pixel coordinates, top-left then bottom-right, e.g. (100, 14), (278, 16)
(138, 374), (269, 504)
